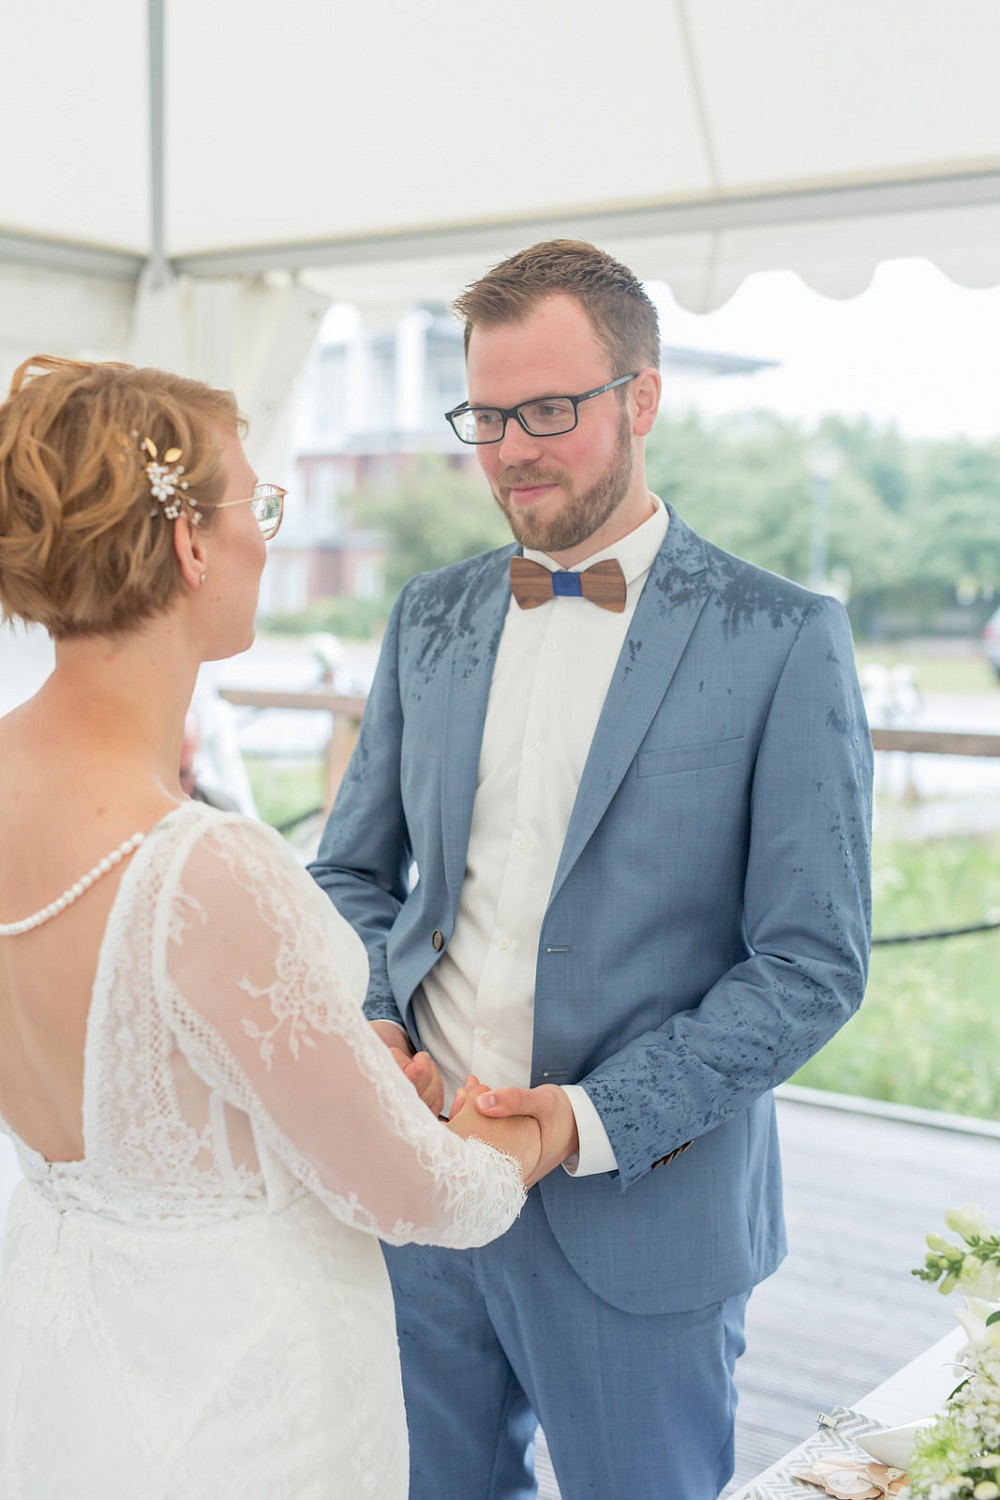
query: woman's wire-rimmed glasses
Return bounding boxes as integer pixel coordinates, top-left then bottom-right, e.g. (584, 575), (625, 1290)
(215, 483), (286, 540)
(445, 372), (639, 445)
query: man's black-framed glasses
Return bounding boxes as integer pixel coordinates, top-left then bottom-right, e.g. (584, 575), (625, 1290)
(445, 372), (639, 446)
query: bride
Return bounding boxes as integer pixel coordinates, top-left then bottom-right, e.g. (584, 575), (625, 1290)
(0, 356), (540, 1499)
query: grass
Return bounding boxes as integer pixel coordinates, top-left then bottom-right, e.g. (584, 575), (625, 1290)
(793, 820), (1000, 1120)
(245, 756), (326, 832)
(855, 642), (999, 694)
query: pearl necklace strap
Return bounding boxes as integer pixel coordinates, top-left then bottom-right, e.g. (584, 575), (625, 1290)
(0, 832), (146, 937)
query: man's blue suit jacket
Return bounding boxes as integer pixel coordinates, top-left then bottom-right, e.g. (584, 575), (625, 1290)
(310, 505), (873, 1316)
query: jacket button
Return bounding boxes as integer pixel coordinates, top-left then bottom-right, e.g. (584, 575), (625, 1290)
(431, 929), (445, 952)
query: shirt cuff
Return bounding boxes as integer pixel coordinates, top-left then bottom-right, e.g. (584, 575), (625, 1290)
(560, 1085), (618, 1177)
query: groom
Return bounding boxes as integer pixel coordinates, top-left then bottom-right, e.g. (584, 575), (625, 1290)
(310, 239), (873, 1499)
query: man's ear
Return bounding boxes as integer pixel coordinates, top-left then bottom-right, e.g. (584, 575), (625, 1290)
(631, 368), (662, 437)
(172, 516), (209, 591)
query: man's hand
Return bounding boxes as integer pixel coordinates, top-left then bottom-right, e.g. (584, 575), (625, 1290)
(470, 1084), (580, 1189)
(371, 1021), (444, 1117)
(447, 1078), (542, 1184)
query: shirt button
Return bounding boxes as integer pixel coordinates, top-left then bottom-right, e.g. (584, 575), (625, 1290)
(547, 641), (559, 652)
(529, 737), (543, 751)
(479, 1030), (494, 1047)
(431, 929), (445, 951)
(496, 934), (510, 950)
(516, 835), (531, 851)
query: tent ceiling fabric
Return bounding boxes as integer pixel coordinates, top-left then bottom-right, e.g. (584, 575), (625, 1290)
(1, 0), (1000, 342)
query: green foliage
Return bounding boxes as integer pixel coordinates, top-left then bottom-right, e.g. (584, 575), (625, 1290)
(267, 595), (387, 641)
(645, 409), (1000, 637)
(854, 644), (997, 694)
(245, 757), (326, 832)
(793, 825), (1000, 1119)
(346, 454), (512, 598)
(263, 456), (512, 638)
(648, 412), (811, 581)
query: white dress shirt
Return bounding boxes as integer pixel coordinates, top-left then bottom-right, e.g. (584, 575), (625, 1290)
(412, 498), (669, 1175)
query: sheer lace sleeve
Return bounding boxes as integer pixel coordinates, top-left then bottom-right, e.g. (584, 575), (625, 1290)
(156, 816), (525, 1248)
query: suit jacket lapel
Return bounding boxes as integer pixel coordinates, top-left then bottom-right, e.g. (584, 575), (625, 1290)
(549, 509), (713, 906)
(439, 548), (514, 908)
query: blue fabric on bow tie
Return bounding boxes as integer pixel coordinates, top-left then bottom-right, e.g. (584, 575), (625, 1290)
(509, 556), (626, 613)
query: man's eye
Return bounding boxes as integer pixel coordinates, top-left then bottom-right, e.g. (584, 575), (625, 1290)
(526, 401), (572, 422)
(474, 410), (502, 430)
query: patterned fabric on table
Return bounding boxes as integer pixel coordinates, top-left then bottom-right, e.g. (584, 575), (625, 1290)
(742, 1407), (892, 1499)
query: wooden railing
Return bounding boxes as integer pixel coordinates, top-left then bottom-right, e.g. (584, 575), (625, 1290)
(217, 688), (366, 809)
(216, 691), (1000, 814)
(870, 727), (1000, 757)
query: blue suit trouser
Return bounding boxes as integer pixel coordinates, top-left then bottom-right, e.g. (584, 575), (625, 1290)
(383, 1187), (749, 1500)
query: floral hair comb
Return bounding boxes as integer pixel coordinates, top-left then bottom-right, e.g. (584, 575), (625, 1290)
(138, 435), (201, 524)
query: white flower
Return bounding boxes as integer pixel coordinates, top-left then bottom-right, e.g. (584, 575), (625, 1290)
(910, 1210), (1000, 1498)
(955, 1296), (1000, 1353)
(947, 1206), (996, 1243)
(961, 1259), (1000, 1300)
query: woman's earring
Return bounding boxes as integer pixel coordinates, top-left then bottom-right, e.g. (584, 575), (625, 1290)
(199, 572), (206, 586)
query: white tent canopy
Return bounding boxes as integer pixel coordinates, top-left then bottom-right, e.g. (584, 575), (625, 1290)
(2, 0), (1000, 442)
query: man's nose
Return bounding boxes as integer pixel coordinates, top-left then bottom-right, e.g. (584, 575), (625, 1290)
(496, 416), (544, 465)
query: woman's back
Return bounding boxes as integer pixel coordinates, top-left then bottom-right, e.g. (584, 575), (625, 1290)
(0, 696), (174, 1164)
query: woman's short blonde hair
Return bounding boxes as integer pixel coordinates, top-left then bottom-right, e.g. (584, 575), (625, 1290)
(0, 355), (244, 639)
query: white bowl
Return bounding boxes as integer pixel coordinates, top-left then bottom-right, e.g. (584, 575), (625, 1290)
(855, 1418), (936, 1470)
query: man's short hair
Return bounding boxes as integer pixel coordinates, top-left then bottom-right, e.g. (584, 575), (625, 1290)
(452, 239), (660, 378)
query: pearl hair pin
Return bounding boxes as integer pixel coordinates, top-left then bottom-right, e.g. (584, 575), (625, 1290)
(0, 832), (146, 937)
(136, 434), (201, 527)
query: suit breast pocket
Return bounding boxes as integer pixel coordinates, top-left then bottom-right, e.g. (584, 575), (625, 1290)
(635, 736), (746, 778)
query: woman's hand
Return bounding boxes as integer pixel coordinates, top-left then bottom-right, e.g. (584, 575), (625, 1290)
(467, 1083), (580, 1189)
(370, 1021), (445, 1117)
(446, 1076), (542, 1185)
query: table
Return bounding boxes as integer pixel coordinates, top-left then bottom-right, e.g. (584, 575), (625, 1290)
(727, 1327), (964, 1498)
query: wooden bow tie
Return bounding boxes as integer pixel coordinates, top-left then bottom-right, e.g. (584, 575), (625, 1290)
(509, 556), (627, 613)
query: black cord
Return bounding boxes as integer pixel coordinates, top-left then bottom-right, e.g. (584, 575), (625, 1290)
(264, 812), (1000, 947)
(872, 919), (1000, 946)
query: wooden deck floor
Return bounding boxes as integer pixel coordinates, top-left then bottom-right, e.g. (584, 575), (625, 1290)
(537, 1089), (1000, 1499)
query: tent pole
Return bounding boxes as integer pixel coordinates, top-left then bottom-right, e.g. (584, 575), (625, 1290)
(147, 0), (168, 290)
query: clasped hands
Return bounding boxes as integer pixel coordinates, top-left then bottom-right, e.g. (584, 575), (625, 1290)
(372, 1022), (578, 1189)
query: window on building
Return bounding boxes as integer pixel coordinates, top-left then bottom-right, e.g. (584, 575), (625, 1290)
(425, 330), (467, 428)
(366, 338), (397, 432)
(354, 559), (382, 600)
(314, 346), (349, 435)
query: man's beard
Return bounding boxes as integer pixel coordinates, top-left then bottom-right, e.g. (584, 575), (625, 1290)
(491, 409), (633, 554)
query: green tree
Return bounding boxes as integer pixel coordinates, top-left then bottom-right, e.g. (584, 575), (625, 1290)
(646, 410), (905, 612)
(819, 415), (912, 515)
(348, 454), (511, 598)
(905, 437), (1000, 599)
(644, 407), (1000, 636)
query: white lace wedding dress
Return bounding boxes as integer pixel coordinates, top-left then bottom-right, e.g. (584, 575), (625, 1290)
(0, 802), (525, 1500)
